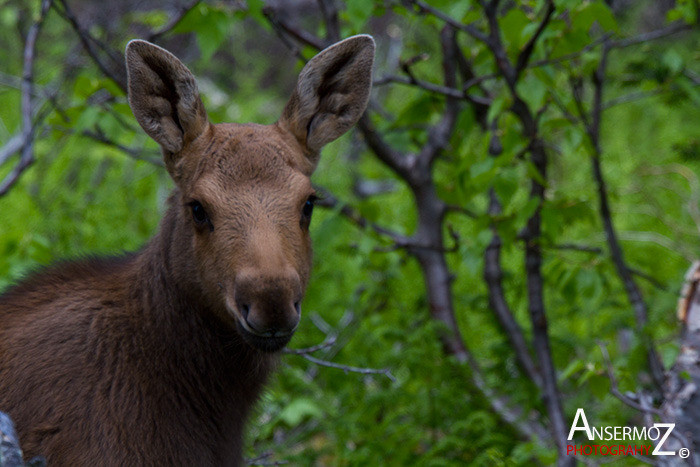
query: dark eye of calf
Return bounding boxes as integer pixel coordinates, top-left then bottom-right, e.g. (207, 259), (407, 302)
(300, 195), (316, 229)
(188, 200), (213, 232)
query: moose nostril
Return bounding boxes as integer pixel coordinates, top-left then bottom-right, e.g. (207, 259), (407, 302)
(294, 301), (301, 315)
(240, 303), (250, 320)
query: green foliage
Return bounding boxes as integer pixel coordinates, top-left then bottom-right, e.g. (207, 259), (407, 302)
(0, 0), (698, 465)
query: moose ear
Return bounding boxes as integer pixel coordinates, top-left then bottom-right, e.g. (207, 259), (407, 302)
(125, 40), (208, 158)
(279, 35), (375, 159)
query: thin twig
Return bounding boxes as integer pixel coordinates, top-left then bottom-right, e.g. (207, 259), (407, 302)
(262, 6), (326, 51)
(515, 0), (555, 76)
(55, 0), (127, 92)
(548, 243), (604, 254)
(373, 74), (491, 106)
(478, 4), (573, 463)
(603, 89), (666, 109)
(0, 0), (52, 197)
(581, 41), (666, 390)
(317, 0), (340, 42)
(295, 353), (396, 382)
(147, 0), (201, 42)
(314, 185), (411, 246)
(610, 22), (693, 48)
(0, 134), (25, 167)
(483, 121), (543, 390)
(357, 115), (417, 183)
(284, 336), (336, 355)
(55, 126), (164, 167)
(407, 0), (490, 44)
(598, 342), (662, 415)
(417, 27), (462, 167)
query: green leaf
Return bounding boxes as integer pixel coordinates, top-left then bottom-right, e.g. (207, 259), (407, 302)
(559, 359), (584, 382)
(245, 0), (268, 27)
(524, 160), (546, 186)
(667, 0), (698, 24)
(500, 9), (530, 52)
(173, 4), (232, 61)
(662, 49), (684, 76)
(517, 73), (548, 111)
(344, 0), (373, 33)
(279, 398), (324, 426)
(487, 93), (512, 124)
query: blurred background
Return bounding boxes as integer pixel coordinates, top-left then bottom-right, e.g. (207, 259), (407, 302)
(0, 0), (699, 464)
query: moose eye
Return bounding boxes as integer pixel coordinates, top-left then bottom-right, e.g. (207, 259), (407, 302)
(301, 196), (316, 227)
(189, 201), (213, 231)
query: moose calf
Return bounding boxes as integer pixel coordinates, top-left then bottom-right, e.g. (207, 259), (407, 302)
(0, 35), (374, 465)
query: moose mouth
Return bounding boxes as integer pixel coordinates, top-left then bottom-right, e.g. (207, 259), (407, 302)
(225, 298), (296, 353)
(235, 321), (294, 353)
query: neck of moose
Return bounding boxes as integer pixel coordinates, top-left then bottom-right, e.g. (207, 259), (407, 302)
(128, 192), (274, 455)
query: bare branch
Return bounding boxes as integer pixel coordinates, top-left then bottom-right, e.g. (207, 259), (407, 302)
(55, 0), (127, 92)
(147, 0), (201, 42)
(406, 0), (490, 44)
(548, 243), (603, 254)
(461, 344), (551, 445)
(0, 134), (24, 167)
(603, 88), (667, 110)
(478, 5), (573, 463)
(292, 353), (396, 382)
(515, 0), (555, 76)
(246, 451), (289, 466)
(55, 125), (164, 167)
(417, 26), (461, 166)
(356, 115), (417, 182)
(580, 42), (666, 390)
(317, 0), (340, 42)
(373, 74), (491, 106)
(0, 0), (52, 197)
(484, 211), (543, 389)
(481, 120), (543, 390)
(598, 342), (662, 415)
(284, 336), (337, 356)
(314, 185), (411, 246)
(610, 22), (694, 49)
(262, 6), (327, 51)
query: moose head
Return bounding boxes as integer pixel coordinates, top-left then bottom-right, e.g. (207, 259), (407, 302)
(125, 36), (374, 352)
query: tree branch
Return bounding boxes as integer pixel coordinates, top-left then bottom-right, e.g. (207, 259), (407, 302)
(406, 0), (490, 45)
(479, 5), (573, 464)
(577, 42), (666, 390)
(54, 125), (164, 167)
(317, 0), (340, 42)
(610, 22), (694, 49)
(314, 185), (411, 246)
(373, 74), (491, 106)
(482, 121), (543, 390)
(598, 342), (662, 415)
(515, 0), (555, 76)
(147, 0), (201, 42)
(262, 6), (327, 51)
(0, 0), (52, 197)
(291, 353), (396, 382)
(417, 26), (461, 167)
(55, 0), (127, 93)
(284, 336), (336, 355)
(356, 115), (417, 182)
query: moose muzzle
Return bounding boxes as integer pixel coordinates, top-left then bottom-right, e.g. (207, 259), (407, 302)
(229, 268), (302, 352)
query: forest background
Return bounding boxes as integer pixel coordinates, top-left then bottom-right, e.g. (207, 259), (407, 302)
(0, 0), (699, 465)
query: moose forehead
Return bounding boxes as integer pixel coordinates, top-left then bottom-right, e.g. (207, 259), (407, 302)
(184, 122), (313, 201)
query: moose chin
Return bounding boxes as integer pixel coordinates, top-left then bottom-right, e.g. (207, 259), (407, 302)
(0, 35), (374, 466)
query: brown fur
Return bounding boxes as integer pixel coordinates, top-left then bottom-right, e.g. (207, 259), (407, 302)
(0, 36), (374, 466)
